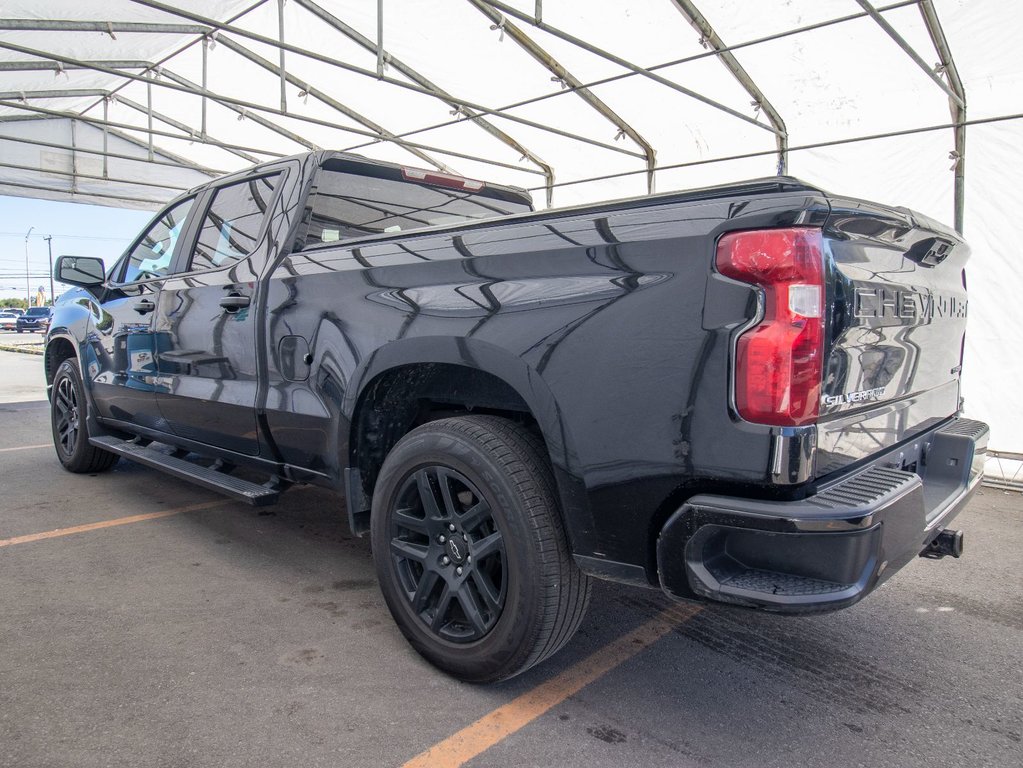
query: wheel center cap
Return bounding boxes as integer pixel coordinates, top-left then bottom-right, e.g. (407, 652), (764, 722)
(446, 537), (466, 565)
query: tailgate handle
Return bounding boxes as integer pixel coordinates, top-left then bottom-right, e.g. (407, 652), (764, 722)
(132, 298), (155, 315)
(219, 294), (251, 312)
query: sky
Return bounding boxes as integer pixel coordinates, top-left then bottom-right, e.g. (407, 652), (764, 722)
(0, 196), (151, 305)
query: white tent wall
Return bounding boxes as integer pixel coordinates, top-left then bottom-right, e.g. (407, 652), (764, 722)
(0, 0), (1020, 458)
(0, 116), (214, 206)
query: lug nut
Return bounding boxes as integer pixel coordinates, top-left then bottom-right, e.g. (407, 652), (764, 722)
(456, 567), (463, 576)
(448, 523), (456, 532)
(438, 534), (446, 544)
(441, 556), (450, 565)
(466, 555), (472, 564)
(462, 533), (468, 542)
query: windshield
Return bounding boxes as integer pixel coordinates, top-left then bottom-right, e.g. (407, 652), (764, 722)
(26, 307), (49, 316)
(301, 158), (533, 248)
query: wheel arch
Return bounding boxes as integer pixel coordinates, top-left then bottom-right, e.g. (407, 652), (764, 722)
(44, 334), (80, 390)
(343, 337), (595, 556)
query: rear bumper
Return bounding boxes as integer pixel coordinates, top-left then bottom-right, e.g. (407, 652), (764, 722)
(656, 417), (988, 613)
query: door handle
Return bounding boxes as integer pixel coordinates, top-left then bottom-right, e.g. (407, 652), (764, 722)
(133, 299), (155, 314)
(219, 294), (251, 312)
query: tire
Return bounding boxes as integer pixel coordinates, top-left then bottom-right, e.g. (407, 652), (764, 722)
(371, 415), (591, 683)
(50, 359), (119, 474)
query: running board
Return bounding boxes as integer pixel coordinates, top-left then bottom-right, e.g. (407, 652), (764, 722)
(90, 435), (281, 506)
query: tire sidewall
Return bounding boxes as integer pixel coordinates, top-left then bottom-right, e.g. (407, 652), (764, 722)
(371, 426), (547, 682)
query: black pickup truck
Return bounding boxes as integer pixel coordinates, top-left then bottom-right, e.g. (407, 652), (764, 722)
(46, 151), (988, 681)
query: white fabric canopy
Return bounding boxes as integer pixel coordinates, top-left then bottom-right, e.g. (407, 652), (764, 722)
(0, 0), (1020, 456)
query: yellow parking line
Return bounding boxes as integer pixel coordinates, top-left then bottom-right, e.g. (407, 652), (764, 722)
(0, 499), (232, 548)
(402, 603), (701, 768)
(0, 443), (51, 453)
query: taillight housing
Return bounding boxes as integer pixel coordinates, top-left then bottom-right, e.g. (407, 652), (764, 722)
(716, 227), (825, 427)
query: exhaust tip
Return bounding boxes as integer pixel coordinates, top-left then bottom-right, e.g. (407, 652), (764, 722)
(920, 529), (964, 559)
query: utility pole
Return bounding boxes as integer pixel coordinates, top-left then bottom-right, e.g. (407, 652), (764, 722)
(24, 226), (34, 307)
(44, 235), (55, 305)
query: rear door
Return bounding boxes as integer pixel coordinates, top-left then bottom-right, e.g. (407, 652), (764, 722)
(86, 195), (195, 430)
(152, 167), (288, 456)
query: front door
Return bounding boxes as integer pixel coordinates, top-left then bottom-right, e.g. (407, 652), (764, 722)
(86, 196), (195, 431)
(152, 170), (286, 456)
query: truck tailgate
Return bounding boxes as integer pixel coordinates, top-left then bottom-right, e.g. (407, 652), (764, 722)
(817, 199), (970, 478)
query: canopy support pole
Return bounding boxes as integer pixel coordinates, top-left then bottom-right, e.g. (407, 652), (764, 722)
(70, 119), (78, 193)
(0, 100), (283, 164)
(161, 69), (320, 152)
(919, 0), (966, 234)
(855, 1), (964, 110)
(127, 0), (642, 160)
(296, 0), (555, 204)
(477, 0), (782, 137)
(201, 36), (209, 139)
(102, 98), (109, 178)
(216, 37), (456, 173)
(0, 43), (546, 175)
(376, 0), (385, 78)
(146, 74), (153, 161)
(669, 0), (789, 175)
(277, 0), (287, 112)
(467, 0), (657, 194)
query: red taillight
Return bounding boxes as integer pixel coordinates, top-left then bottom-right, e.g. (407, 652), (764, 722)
(716, 228), (825, 427)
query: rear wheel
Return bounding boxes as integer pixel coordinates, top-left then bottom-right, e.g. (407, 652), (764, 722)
(371, 416), (591, 683)
(50, 359), (118, 473)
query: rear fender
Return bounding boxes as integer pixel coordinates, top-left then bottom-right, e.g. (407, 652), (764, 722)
(344, 336), (596, 556)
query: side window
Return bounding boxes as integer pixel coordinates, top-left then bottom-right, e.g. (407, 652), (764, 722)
(122, 197), (195, 282)
(189, 174), (281, 271)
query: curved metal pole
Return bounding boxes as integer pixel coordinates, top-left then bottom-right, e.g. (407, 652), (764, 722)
(919, 0), (966, 234)
(215, 37), (455, 173)
(855, 1), (964, 109)
(127, 0), (642, 161)
(669, 0), (789, 175)
(467, 0), (657, 193)
(478, 0), (781, 137)
(294, 0), (556, 205)
(0, 41), (542, 175)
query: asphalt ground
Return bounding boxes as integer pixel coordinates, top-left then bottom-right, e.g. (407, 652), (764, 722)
(0, 349), (1020, 768)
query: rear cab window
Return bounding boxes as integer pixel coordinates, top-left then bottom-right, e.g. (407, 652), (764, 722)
(189, 174), (282, 272)
(299, 156), (533, 249)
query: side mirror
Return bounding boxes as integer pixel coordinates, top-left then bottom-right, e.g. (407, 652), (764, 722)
(55, 255), (105, 287)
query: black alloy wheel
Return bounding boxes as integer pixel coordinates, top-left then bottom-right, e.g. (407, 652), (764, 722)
(53, 373), (80, 458)
(50, 359), (119, 473)
(371, 415), (591, 683)
(389, 466), (507, 643)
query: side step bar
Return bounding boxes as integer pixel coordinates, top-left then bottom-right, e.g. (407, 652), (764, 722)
(90, 435), (281, 506)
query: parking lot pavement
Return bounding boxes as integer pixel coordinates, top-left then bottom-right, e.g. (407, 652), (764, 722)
(1, 350), (1020, 768)
(0, 343), (46, 403)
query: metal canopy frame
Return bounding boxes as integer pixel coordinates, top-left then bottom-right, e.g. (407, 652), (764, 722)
(0, 0), (973, 230)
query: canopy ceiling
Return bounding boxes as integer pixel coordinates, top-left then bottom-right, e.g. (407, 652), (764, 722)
(1, 0), (1022, 458)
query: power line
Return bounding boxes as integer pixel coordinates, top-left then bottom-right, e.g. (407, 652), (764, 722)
(0, 232), (134, 242)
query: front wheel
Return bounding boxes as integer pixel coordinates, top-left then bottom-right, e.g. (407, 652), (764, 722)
(50, 359), (119, 473)
(371, 416), (591, 683)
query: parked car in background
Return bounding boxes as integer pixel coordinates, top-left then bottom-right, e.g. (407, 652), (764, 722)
(16, 306), (51, 333)
(0, 311), (20, 330)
